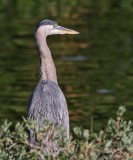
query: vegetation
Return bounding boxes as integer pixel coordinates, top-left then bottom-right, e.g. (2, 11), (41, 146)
(0, 106), (133, 160)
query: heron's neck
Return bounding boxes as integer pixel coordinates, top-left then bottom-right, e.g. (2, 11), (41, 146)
(35, 29), (57, 84)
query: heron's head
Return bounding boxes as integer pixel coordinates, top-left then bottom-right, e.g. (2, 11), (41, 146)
(36, 19), (79, 36)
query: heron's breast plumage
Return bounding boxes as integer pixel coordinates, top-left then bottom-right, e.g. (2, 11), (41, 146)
(27, 80), (69, 130)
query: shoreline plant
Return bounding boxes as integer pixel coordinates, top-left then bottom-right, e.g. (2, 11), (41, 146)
(0, 106), (133, 160)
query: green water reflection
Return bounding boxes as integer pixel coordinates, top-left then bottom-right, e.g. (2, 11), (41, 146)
(0, 0), (133, 131)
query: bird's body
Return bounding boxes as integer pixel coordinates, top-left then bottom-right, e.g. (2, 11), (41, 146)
(27, 80), (69, 137)
(27, 19), (79, 140)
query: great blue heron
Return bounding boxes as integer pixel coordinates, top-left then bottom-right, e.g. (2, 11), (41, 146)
(27, 19), (79, 140)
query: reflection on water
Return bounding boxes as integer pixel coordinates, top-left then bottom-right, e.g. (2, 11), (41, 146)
(96, 89), (113, 94)
(0, 1), (133, 131)
(62, 55), (87, 61)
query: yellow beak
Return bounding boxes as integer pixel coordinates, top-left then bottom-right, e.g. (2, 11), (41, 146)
(55, 26), (79, 34)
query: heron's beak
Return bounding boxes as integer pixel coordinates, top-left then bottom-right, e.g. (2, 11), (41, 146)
(54, 26), (79, 35)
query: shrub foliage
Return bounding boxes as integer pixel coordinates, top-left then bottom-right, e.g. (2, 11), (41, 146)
(0, 106), (133, 160)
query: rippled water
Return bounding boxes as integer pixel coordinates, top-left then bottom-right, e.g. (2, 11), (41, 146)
(0, 1), (133, 130)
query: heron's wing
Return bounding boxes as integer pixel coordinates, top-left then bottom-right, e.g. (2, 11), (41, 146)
(27, 80), (69, 131)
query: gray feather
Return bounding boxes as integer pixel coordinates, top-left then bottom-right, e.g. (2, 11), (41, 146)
(27, 80), (69, 139)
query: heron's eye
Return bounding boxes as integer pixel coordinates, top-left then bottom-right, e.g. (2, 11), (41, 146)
(53, 23), (58, 28)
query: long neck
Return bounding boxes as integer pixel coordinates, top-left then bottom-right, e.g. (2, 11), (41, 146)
(35, 28), (57, 84)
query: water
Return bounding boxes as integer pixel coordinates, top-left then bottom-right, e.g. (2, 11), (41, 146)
(0, 1), (133, 131)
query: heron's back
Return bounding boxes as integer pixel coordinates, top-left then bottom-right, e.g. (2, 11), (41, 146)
(27, 80), (69, 136)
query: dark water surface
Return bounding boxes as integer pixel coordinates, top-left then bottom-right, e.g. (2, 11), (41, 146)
(0, 1), (133, 130)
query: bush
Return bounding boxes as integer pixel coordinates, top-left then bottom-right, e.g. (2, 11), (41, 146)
(0, 106), (133, 160)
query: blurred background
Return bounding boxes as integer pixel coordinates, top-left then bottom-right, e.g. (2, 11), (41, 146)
(0, 0), (133, 131)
